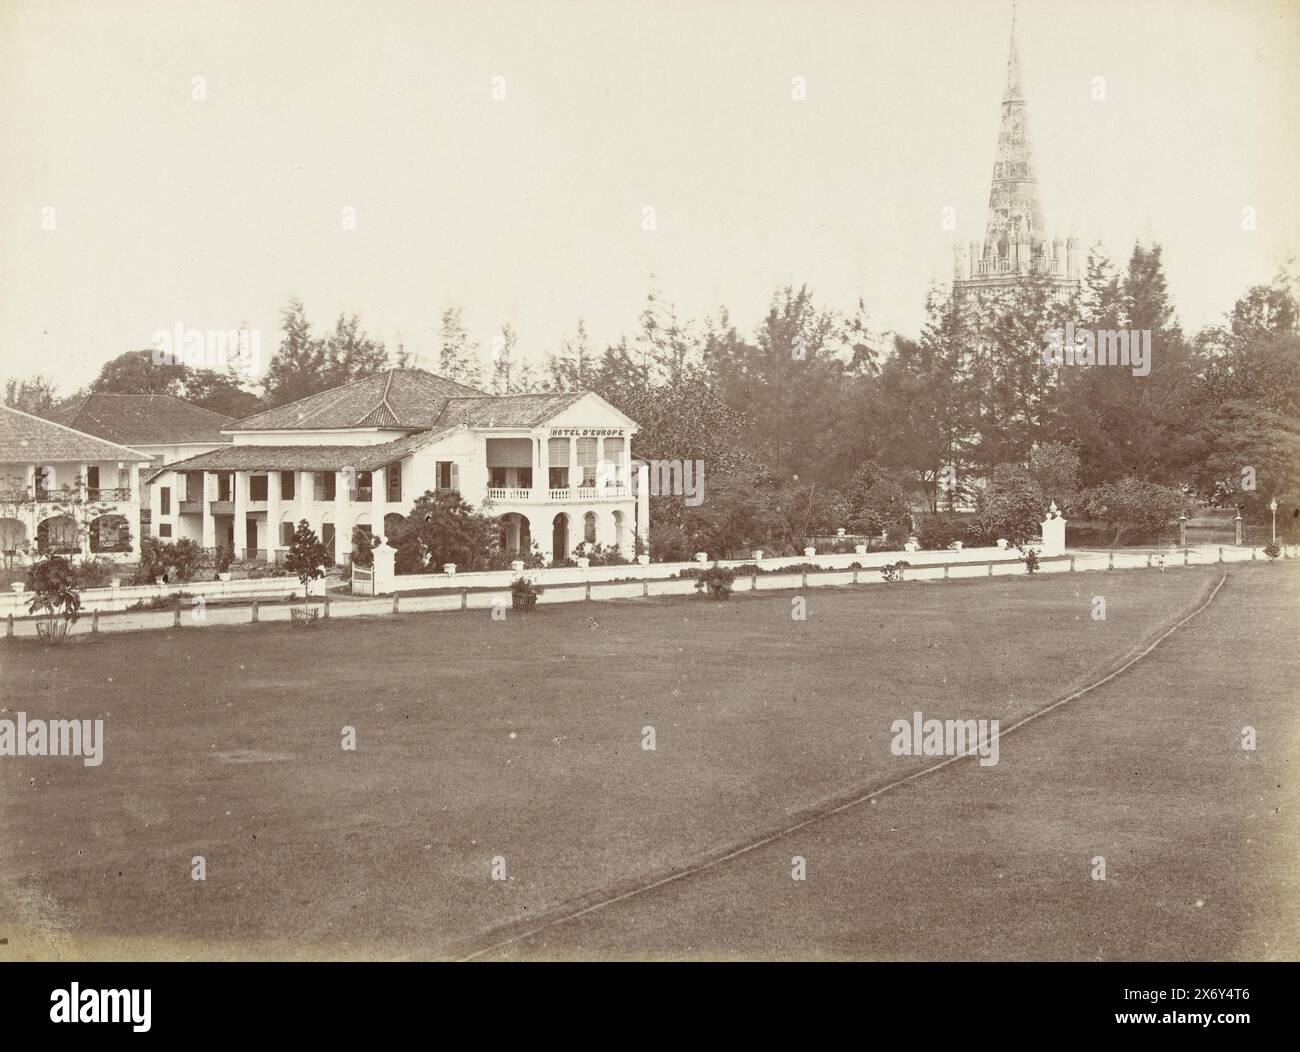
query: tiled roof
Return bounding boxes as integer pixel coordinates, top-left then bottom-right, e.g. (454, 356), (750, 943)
(144, 425), (464, 483)
(231, 369), (483, 431)
(47, 393), (234, 446)
(438, 392), (586, 427)
(0, 404), (153, 464)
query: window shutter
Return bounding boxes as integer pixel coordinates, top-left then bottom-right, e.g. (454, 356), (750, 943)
(451, 463), (459, 492)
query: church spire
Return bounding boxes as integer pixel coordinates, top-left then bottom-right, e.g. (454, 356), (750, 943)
(983, 0), (1043, 260)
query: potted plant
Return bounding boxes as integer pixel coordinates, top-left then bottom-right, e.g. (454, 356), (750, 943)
(803, 546), (816, 557)
(751, 549), (764, 561)
(215, 546), (234, 582)
(511, 576), (542, 612)
(443, 563), (457, 575)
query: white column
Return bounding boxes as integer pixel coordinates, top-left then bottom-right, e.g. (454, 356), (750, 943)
(128, 463), (141, 559)
(370, 466), (385, 546)
(636, 462), (650, 558)
(233, 471), (247, 559)
(201, 472), (216, 549)
(569, 438), (579, 490)
(267, 470), (281, 563)
(332, 470), (349, 565)
(539, 434), (549, 498)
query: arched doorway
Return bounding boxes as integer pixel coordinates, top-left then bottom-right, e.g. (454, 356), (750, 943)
(0, 517), (28, 556)
(36, 515), (78, 554)
(583, 511), (598, 545)
(499, 513), (531, 555)
(89, 513), (131, 553)
(552, 513), (569, 563)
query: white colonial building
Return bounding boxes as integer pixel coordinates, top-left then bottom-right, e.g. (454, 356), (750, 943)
(0, 405), (153, 561)
(145, 369), (645, 566)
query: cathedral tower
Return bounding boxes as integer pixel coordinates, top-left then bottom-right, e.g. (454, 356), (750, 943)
(953, 3), (1080, 307)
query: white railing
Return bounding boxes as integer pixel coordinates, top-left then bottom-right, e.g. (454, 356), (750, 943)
(486, 488), (532, 502)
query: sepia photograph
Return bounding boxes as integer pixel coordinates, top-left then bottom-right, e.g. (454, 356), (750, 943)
(1, 0), (1297, 1031)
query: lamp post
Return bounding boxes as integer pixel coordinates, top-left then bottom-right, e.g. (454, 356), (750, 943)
(1270, 497), (1278, 544)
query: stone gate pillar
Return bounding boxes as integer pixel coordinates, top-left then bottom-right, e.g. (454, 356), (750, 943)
(1040, 502), (1066, 556)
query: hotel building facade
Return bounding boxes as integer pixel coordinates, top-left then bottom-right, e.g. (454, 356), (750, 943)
(146, 369), (645, 567)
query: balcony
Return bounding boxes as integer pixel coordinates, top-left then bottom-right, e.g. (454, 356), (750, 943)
(87, 487), (134, 502)
(179, 500), (204, 515)
(487, 487), (532, 502)
(488, 485), (631, 503)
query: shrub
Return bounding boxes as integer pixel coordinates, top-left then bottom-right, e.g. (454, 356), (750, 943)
(917, 516), (966, 551)
(1019, 545), (1041, 573)
(572, 541), (629, 566)
(73, 557), (116, 590)
(1263, 542), (1281, 560)
(880, 560), (910, 582)
(214, 546), (234, 573)
(694, 565), (736, 599)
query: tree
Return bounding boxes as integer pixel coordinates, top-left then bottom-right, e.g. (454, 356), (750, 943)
(27, 554), (81, 644)
(1027, 442), (1081, 514)
(490, 323), (518, 394)
(1081, 478), (1189, 546)
(392, 490), (499, 573)
(971, 465), (1046, 546)
(437, 307), (482, 388)
(546, 318), (594, 391)
(283, 520), (333, 615)
(4, 376), (60, 415)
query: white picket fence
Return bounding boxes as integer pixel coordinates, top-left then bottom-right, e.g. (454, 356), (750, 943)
(3, 542), (1291, 640)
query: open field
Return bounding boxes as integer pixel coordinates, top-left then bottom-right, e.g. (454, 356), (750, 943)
(1, 562), (1296, 960)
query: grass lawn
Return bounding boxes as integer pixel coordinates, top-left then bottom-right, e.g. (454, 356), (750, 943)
(1, 562), (1294, 960)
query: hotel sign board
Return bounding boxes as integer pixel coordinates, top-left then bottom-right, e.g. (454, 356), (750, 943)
(549, 428), (624, 438)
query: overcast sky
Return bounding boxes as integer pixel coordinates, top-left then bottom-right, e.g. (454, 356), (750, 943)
(2, 0), (1297, 393)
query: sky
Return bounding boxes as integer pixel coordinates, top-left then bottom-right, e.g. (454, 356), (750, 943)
(2, 0), (1298, 394)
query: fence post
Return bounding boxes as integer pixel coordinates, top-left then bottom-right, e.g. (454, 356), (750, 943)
(1069, 556), (1075, 572)
(852, 567), (858, 585)
(461, 588), (468, 610)
(1108, 552), (1114, 571)
(801, 569), (808, 589)
(898, 564), (905, 582)
(752, 573), (759, 591)
(1146, 554), (1152, 568)
(174, 600), (181, 627)
(988, 562), (994, 577)
(1218, 547), (1223, 563)
(6, 612), (12, 637)
(1184, 548), (1190, 566)
(393, 592), (400, 614)
(92, 609), (99, 633)
(643, 580), (649, 597)
(1251, 547), (1256, 561)
(943, 564), (949, 579)
(251, 601), (258, 623)
(323, 593), (330, 619)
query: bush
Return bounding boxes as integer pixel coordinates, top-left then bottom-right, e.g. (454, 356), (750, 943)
(1019, 545), (1041, 573)
(694, 565), (736, 599)
(880, 560), (910, 583)
(572, 542), (629, 566)
(1264, 543), (1281, 560)
(73, 558), (116, 590)
(916, 516), (967, 551)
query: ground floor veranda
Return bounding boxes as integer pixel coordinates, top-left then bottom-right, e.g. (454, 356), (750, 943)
(161, 499), (642, 567)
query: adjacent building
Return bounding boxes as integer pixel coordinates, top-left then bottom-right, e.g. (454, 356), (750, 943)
(145, 369), (644, 566)
(0, 404), (153, 560)
(45, 393), (234, 529)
